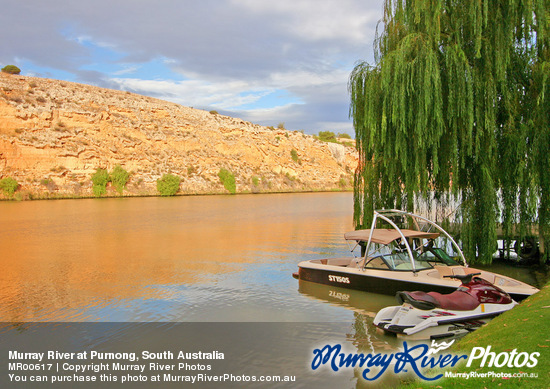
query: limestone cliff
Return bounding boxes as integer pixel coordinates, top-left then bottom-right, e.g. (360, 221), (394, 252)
(0, 73), (357, 199)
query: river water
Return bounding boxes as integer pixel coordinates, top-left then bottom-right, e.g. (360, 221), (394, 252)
(0, 192), (383, 322)
(0, 193), (540, 388)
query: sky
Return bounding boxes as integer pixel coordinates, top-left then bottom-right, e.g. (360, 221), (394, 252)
(1, 0), (384, 135)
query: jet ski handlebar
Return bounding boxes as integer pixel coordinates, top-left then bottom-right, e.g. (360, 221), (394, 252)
(443, 273), (482, 284)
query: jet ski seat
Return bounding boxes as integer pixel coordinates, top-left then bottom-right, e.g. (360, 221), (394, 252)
(396, 290), (480, 311)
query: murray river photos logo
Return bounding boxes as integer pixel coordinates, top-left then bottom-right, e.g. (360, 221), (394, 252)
(311, 340), (540, 381)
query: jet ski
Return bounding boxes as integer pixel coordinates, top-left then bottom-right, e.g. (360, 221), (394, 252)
(373, 273), (517, 340)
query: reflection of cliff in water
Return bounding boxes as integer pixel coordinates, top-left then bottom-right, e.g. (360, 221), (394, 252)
(0, 192), (354, 322)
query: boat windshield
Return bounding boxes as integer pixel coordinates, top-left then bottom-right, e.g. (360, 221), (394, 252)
(416, 247), (461, 266)
(384, 252), (433, 271)
(364, 252), (433, 271)
(364, 246), (460, 271)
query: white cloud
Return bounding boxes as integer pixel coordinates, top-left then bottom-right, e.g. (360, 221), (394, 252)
(267, 68), (349, 89)
(112, 66), (140, 76)
(110, 63), (348, 113)
(1, 0), (384, 132)
(231, 0), (379, 42)
(74, 35), (118, 50)
(109, 77), (274, 111)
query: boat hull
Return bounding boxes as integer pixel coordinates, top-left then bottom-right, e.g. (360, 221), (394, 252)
(296, 264), (532, 302)
(297, 265), (454, 295)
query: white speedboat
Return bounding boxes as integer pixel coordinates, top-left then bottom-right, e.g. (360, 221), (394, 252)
(293, 210), (539, 301)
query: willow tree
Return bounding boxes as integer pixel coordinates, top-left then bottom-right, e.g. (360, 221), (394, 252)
(350, 0), (549, 264)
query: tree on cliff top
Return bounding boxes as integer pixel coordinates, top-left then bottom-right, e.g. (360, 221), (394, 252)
(1, 65), (21, 75)
(349, 0), (549, 264)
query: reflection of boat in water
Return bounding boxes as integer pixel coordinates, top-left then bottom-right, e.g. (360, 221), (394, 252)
(297, 279), (395, 317)
(374, 273), (517, 340)
(297, 280), (405, 356)
(294, 210), (539, 302)
(297, 280), (473, 386)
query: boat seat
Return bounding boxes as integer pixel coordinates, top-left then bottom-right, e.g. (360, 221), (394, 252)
(396, 290), (480, 311)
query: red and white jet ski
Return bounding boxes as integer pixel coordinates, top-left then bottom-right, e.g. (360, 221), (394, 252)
(374, 273), (517, 340)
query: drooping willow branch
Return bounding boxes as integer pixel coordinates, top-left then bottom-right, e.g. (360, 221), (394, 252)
(350, 0), (549, 264)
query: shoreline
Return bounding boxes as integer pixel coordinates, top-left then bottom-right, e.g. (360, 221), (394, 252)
(0, 187), (353, 202)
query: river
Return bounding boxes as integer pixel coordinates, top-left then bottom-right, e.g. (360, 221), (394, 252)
(0, 193), (540, 388)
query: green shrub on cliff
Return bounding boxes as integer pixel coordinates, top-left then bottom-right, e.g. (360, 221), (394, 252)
(1, 65), (21, 75)
(110, 165), (129, 194)
(91, 168), (110, 197)
(218, 168), (236, 194)
(290, 149), (300, 163)
(0, 177), (19, 197)
(157, 174), (180, 196)
(317, 131), (337, 143)
(337, 132), (351, 139)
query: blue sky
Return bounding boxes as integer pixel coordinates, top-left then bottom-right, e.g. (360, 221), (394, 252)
(1, 0), (383, 135)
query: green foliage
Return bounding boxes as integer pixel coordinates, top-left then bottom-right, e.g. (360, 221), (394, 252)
(91, 168), (109, 197)
(290, 149), (300, 163)
(218, 168), (236, 194)
(350, 0), (549, 264)
(110, 165), (129, 194)
(339, 177), (351, 188)
(251, 176), (260, 186)
(277, 122), (286, 130)
(157, 174), (181, 196)
(317, 131), (338, 143)
(1, 65), (21, 75)
(317, 131), (353, 144)
(0, 177), (19, 197)
(90, 166), (130, 196)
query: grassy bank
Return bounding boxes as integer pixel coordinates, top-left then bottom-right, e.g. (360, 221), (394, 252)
(399, 281), (550, 388)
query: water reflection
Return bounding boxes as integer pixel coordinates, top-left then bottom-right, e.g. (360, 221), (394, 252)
(0, 193), (355, 322)
(297, 281), (395, 318)
(1, 193), (541, 388)
(1, 192), (540, 322)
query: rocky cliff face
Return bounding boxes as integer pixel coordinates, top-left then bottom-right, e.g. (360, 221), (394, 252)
(0, 73), (357, 199)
